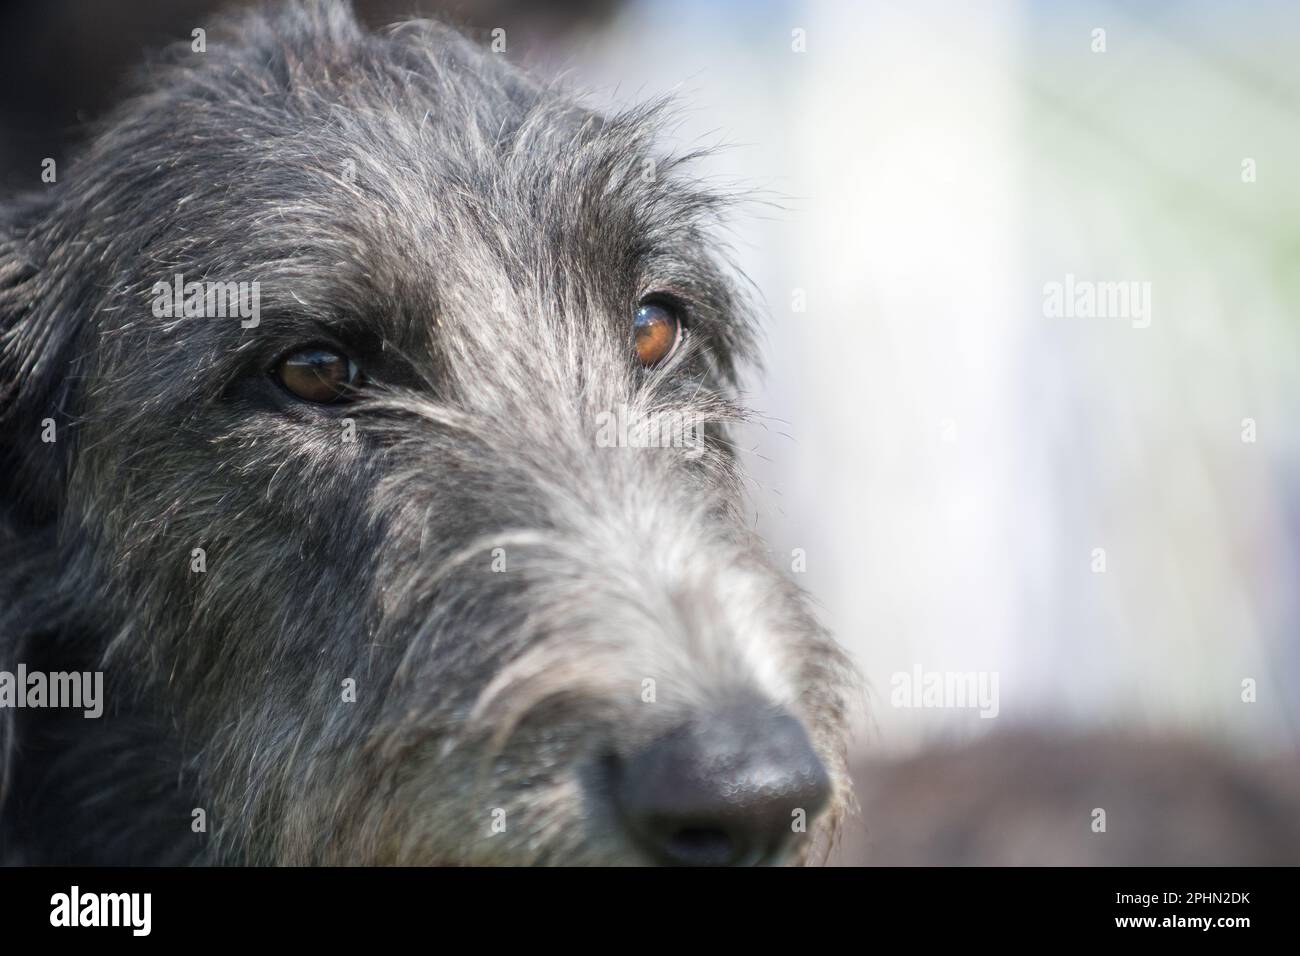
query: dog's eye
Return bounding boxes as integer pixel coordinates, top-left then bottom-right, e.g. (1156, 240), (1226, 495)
(274, 347), (361, 403)
(633, 302), (683, 368)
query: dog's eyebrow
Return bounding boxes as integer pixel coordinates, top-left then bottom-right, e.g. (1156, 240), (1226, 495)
(231, 257), (428, 345)
(252, 303), (426, 360)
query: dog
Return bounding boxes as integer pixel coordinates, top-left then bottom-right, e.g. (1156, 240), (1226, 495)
(0, 0), (855, 865)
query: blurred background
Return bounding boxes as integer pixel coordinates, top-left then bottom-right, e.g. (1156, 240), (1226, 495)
(3, 0), (1296, 863)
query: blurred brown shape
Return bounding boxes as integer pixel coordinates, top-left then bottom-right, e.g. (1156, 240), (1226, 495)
(834, 731), (1300, 865)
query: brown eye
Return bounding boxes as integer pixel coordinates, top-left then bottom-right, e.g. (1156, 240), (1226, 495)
(633, 302), (683, 367)
(274, 347), (361, 403)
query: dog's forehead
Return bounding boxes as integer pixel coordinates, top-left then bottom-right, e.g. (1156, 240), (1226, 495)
(127, 38), (710, 336)
(51, 11), (747, 401)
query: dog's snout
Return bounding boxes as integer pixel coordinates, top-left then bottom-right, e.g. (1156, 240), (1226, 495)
(609, 705), (831, 866)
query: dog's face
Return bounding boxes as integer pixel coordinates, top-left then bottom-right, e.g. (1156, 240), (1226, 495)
(0, 2), (853, 865)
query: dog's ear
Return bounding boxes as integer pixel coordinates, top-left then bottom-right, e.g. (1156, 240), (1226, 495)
(0, 204), (78, 524)
(0, 674), (11, 829)
(2, 199), (82, 831)
(0, 213), (34, 828)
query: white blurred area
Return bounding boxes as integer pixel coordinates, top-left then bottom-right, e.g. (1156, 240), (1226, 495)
(552, 0), (1299, 757)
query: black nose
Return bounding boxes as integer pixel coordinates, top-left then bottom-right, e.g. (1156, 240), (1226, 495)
(610, 704), (832, 866)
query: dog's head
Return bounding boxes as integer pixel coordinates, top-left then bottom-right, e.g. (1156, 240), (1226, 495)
(0, 0), (855, 864)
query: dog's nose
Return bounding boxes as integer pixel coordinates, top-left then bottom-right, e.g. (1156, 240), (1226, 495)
(610, 704), (831, 866)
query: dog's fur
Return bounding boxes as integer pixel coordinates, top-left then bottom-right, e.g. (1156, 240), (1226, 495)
(0, 1), (854, 864)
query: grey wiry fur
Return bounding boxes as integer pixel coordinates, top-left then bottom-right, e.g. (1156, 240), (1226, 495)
(0, 0), (854, 864)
